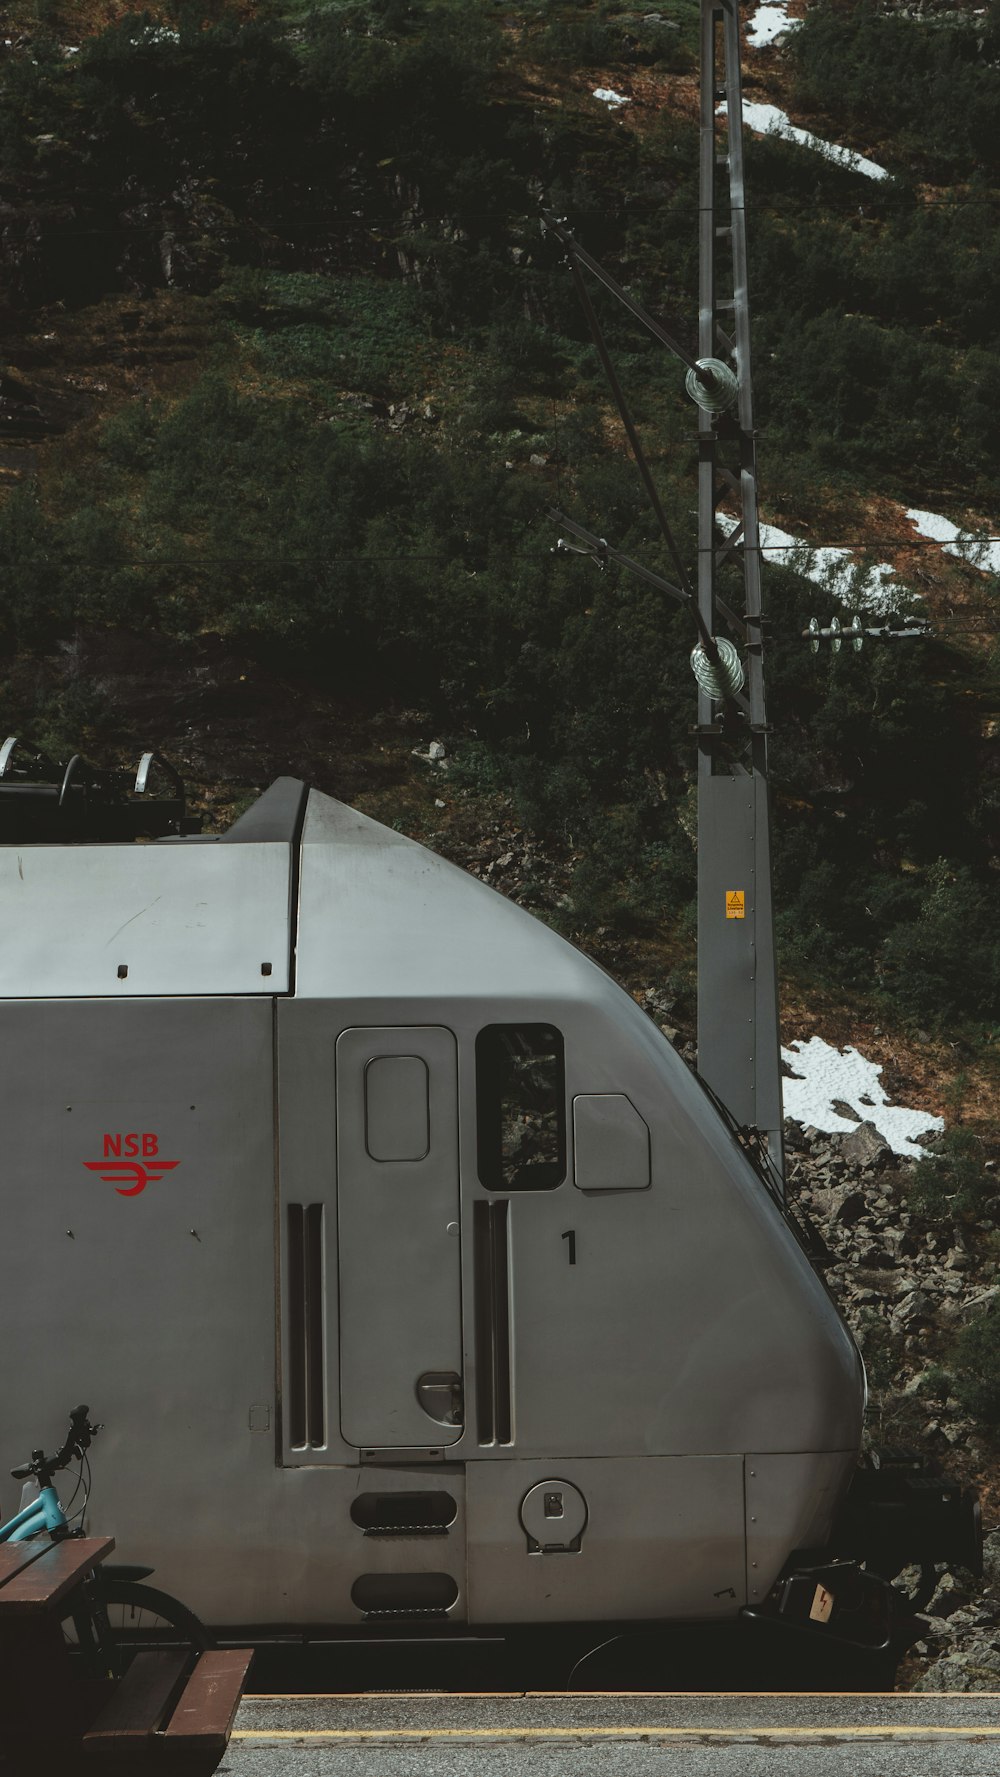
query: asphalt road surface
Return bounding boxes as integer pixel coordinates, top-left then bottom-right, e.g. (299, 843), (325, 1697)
(221, 1690), (1000, 1777)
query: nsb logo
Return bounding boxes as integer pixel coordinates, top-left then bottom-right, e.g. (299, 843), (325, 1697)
(83, 1134), (180, 1197)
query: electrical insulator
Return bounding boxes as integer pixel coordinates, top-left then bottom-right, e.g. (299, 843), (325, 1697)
(690, 637), (745, 700)
(807, 615), (864, 653)
(684, 357), (739, 412)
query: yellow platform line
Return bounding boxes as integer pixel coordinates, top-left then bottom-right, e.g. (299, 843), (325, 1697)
(232, 1725), (1000, 1742)
(245, 1690), (1000, 1702)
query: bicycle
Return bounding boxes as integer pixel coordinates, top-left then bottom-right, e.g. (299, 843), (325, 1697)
(0, 1403), (208, 1679)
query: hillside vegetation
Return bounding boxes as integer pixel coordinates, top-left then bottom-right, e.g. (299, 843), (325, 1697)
(0, 0), (997, 1046)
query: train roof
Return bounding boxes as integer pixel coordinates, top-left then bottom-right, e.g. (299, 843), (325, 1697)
(0, 777), (623, 1007)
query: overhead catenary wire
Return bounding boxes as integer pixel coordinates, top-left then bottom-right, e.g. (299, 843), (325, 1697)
(3, 538), (1000, 564)
(4, 555), (993, 631)
(564, 249), (698, 603)
(541, 209), (707, 379)
(20, 193), (1000, 242)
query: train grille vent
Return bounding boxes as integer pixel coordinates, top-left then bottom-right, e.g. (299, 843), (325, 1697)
(287, 1202), (326, 1450)
(351, 1493), (456, 1538)
(351, 1574), (458, 1618)
(364, 1524), (447, 1538)
(474, 1200), (512, 1444)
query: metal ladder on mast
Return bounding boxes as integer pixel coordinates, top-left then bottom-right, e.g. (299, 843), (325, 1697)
(546, 0), (784, 1186)
(695, 0), (784, 1183)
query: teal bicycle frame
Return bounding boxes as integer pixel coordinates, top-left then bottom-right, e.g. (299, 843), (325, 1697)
(0, 1404), (95, 1546)
(0, 1406), (207, 1684)
(0, 1485), (69, 1543)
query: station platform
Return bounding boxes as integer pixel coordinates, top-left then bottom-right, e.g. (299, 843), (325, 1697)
(225, 1690), (1000, 1776)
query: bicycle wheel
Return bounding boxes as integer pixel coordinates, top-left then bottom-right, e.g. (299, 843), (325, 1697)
(63, 1578), (210, 1679)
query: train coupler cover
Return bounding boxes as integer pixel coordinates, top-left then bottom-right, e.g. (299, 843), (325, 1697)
(832, 1449), (983, 1582)
(744, 1559), (894, 1654)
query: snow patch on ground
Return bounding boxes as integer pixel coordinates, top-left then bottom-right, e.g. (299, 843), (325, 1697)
(782, 1037), (943, 1157)
(122, 24), (180, 44)
(907, 508), (1000, 577)
(747, 4), (802, 48)
(716, 513), (903, 611)
(735, 100), (890, 182)
(593, 87), (629, 107)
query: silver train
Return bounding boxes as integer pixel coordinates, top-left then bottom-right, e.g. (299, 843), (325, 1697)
(0, 766), (977, 1648)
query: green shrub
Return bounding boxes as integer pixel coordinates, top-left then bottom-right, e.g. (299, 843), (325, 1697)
(953, 1309), (1000, 1425)
(100, 400), (166, 473)
(908, 1129), (997, 1225)
(243, 274), (433, 397)
(535, 11), (622, 66)
(533, 0), (696, 71)
(568, 810), (696, 932)
(854, 1308), (901, 1393)
(789, 1), (1000, 181)
(878, 863), (1000, 1029)
(756, 308), (1000, 497)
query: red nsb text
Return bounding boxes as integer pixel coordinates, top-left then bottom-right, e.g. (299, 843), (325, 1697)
(103, 1133), (160, 1158)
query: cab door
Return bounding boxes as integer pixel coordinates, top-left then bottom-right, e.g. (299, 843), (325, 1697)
(336, 1026), (463, 1448)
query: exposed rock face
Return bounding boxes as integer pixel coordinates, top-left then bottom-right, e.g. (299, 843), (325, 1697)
(909, 1532), (1000, 1690)
(785, 1119), (1000, 1688)
(839, 1120), (894, 1171)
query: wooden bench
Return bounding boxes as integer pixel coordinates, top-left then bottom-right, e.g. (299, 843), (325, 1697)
(0, 1535), (117, 1759)
(0, 1535), (251, 1774)
(82, 1646), (253, 1774)
(0, 1533), (116, 1616)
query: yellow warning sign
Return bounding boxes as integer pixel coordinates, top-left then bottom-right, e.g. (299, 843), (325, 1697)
(726, 890), (745, 920)
(809, 1582), (835, 1624)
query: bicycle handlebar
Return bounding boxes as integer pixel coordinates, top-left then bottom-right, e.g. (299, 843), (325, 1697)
(10, 1405), (101, 1483)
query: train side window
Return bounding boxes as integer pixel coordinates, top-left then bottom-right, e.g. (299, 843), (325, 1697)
(476, 1024), (566, 1191)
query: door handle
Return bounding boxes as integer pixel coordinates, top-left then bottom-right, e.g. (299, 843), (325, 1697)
(416, 1372), (463, 1427)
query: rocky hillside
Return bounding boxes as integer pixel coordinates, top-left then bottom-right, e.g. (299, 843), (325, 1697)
(779, 1116), (1000, 1686)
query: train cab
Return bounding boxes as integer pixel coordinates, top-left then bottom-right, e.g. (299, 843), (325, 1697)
(0, 776), (866, 1632)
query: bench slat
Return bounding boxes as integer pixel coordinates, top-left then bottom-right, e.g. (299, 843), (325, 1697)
(161, 1648), (254, 1752)
(82, 1649), (189, 1749)
(0, 1540), (53, 1587)
(0, 1536), (115, 1614)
